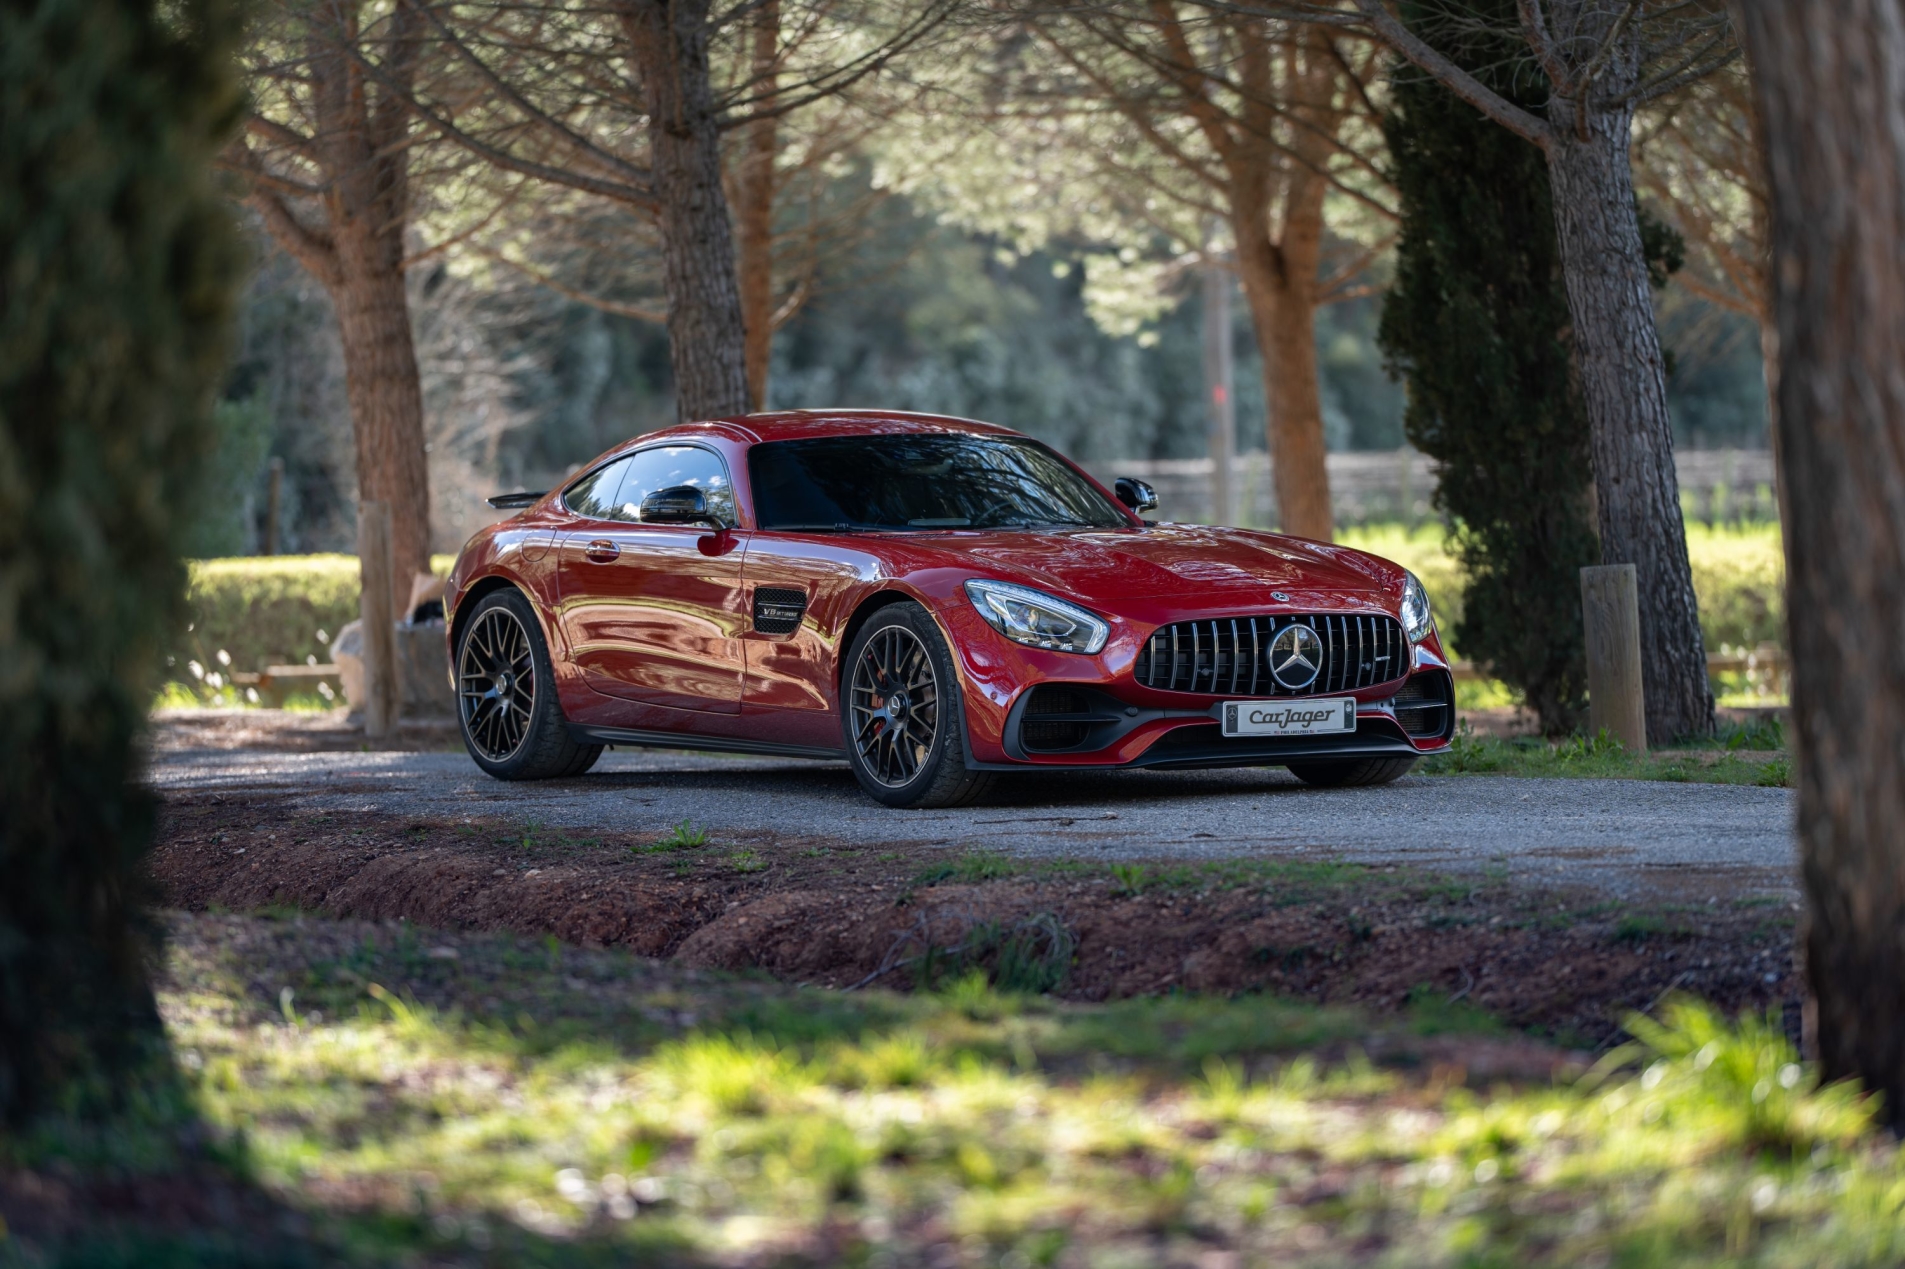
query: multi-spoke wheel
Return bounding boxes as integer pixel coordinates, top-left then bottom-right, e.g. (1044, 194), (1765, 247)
(850, 624), (939, 787)
(460, 604), (535, 762)
(454, 589), (601, 780)
(841, 602), (993, 808)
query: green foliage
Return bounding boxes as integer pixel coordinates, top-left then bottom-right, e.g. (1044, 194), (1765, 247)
(1342, 521), (1786, 661)
(0, 0), (246, 1123)
(48, 914), (1905, 1266)
(1422, 723), (1792, 786)
(1377, 2), (1599, 735)
(175, 396), (273, 558)
(171, 555), (360, 681)
(638, 820), (710, 854)
(1109, 862), (1149, 897)
(910, 851), (1020, 888)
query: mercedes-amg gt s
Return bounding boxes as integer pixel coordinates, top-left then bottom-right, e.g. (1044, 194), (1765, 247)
(446, 410), (1455, 807)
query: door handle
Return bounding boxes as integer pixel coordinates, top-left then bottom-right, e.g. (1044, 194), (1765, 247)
(584, 539), (620, 563)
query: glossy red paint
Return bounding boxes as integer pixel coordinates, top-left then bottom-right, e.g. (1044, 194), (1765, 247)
(446, 410), (1455, 770)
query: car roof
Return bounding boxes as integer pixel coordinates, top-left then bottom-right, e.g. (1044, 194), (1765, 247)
(633, 409), (1023, 446)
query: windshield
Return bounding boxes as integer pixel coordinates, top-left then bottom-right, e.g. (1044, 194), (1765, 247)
(748, 434), (1130, 531)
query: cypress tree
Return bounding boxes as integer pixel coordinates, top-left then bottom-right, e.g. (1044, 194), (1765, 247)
(1377, 2), (1600, 734)
(0, 0), (245, 1121)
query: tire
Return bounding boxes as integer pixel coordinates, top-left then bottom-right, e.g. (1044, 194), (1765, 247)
(1285, 756), (1417, 788)
(455, 588), (602, 781)
(841, 602), (994, 809)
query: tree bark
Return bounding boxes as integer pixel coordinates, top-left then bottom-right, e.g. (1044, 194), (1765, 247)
(1232, 173), (1333, 541)
(1544, 98), (1713, 743)
(334, 238), (432, 606)
(623, 0), (751, 421)
(276, 3), (432, 617)
(1738, 0), (1905, 1126)
(735, 0), (780, 411)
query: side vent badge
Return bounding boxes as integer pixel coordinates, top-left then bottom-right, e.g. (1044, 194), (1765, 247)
(752, 587), (808, 635)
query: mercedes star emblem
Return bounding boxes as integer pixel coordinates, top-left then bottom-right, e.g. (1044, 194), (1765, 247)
(1271, 591), (1290, 602)
(1268, 622), (1323, 690)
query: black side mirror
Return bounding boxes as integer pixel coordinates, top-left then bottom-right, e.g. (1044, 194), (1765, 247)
(640, 485), (717, 526)
(1114, 477), (1158, 514)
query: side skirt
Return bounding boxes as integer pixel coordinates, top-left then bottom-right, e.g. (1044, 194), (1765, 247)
(567, 724), (846, 762)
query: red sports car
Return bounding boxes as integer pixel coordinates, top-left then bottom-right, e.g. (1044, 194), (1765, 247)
(445, 410), (1455, 807)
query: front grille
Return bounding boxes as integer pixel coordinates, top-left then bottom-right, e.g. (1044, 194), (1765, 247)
(1135, 614), (1406, 697)
(1393, 671), (1453, 738)
(752, 587), (807, 635)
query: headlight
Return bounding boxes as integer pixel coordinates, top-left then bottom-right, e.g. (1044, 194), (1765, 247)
(964, 579), (1109, 654)
(1400, 570), (1434, 643)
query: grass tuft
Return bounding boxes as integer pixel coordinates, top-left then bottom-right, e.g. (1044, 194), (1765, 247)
(637, 819), (710, 854)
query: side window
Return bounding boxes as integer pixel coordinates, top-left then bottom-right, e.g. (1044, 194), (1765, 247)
(618, 445), (737, 526)
(562, 456), (636, 521)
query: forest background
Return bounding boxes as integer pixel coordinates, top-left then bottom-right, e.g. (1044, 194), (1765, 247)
(200, 171), (1769, 560)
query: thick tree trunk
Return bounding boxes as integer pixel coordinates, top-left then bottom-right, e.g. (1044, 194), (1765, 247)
(298, 10), (431, 619)
(1232, 182), (1333, 541)
(735, 0), (779, 411)
(625, 0), (750, 421)
(1739, 0), (1905, 1126)
(334, 236), (432, 611)
(1544, 102), (1712, 743)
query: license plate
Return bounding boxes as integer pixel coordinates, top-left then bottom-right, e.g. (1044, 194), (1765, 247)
(1221, 697), (1356, 737)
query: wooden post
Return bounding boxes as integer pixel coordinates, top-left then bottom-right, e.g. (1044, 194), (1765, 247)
(358, 500), (400, 739)
(1581, 563), (1646, 752)
(264, 457), (283, 556)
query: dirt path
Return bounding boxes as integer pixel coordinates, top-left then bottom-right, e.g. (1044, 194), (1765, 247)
(151, 789), (1802, 1048)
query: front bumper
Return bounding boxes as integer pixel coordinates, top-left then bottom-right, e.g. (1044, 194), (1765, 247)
(962, 669), (1456, 771)
(935, 590), (1457, 769)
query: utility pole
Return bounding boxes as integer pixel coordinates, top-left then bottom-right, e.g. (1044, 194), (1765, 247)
(1202, 232), (1237, 526)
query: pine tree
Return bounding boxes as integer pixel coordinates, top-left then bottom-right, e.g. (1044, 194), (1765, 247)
(0, 0), (245, 1121)
(1377, 2), (1602, 734)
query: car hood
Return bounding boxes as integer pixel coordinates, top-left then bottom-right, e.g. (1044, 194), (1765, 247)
(898, 524), (1403, 615)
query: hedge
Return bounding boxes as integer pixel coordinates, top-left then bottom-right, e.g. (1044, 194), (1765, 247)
(1338, 522), (1784, 657)
(169, 554), (453, 681)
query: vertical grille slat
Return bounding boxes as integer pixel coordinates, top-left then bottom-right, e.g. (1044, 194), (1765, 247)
(1134, 611), (1409, 698)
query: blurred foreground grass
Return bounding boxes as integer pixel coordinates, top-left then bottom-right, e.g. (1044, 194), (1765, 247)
(14, 913), (1903, 1267)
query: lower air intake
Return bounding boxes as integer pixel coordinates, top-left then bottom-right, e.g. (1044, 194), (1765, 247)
(1393, 671), (1453, 739)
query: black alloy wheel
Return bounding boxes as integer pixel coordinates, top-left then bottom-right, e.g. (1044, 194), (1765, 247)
(851, 623), (939, 787)
(460, 603), (535, 762)
(455, 589), (601, 780)
(842, 603), (993, 808)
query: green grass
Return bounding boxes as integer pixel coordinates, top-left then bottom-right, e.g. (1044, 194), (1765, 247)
(30, 913), (1905, 1266)
(637, 820), (711, 854)
(1422, 723), (1793, 787)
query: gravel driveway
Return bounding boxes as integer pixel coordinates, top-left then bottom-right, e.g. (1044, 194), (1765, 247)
(150, 737), (1797, 901)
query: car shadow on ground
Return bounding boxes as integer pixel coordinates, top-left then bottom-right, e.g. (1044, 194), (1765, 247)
(573, 756), (1352, 811)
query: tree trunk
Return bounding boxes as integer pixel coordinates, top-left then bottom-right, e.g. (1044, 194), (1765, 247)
(334, 234), (432, 613)
(624, 0), (750, 421)
(735, 0), (780, 411)
(1544, 101), (1712, 743)
(1231, 180), (1333, 541)
(1739, 0), (1905, 1127)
